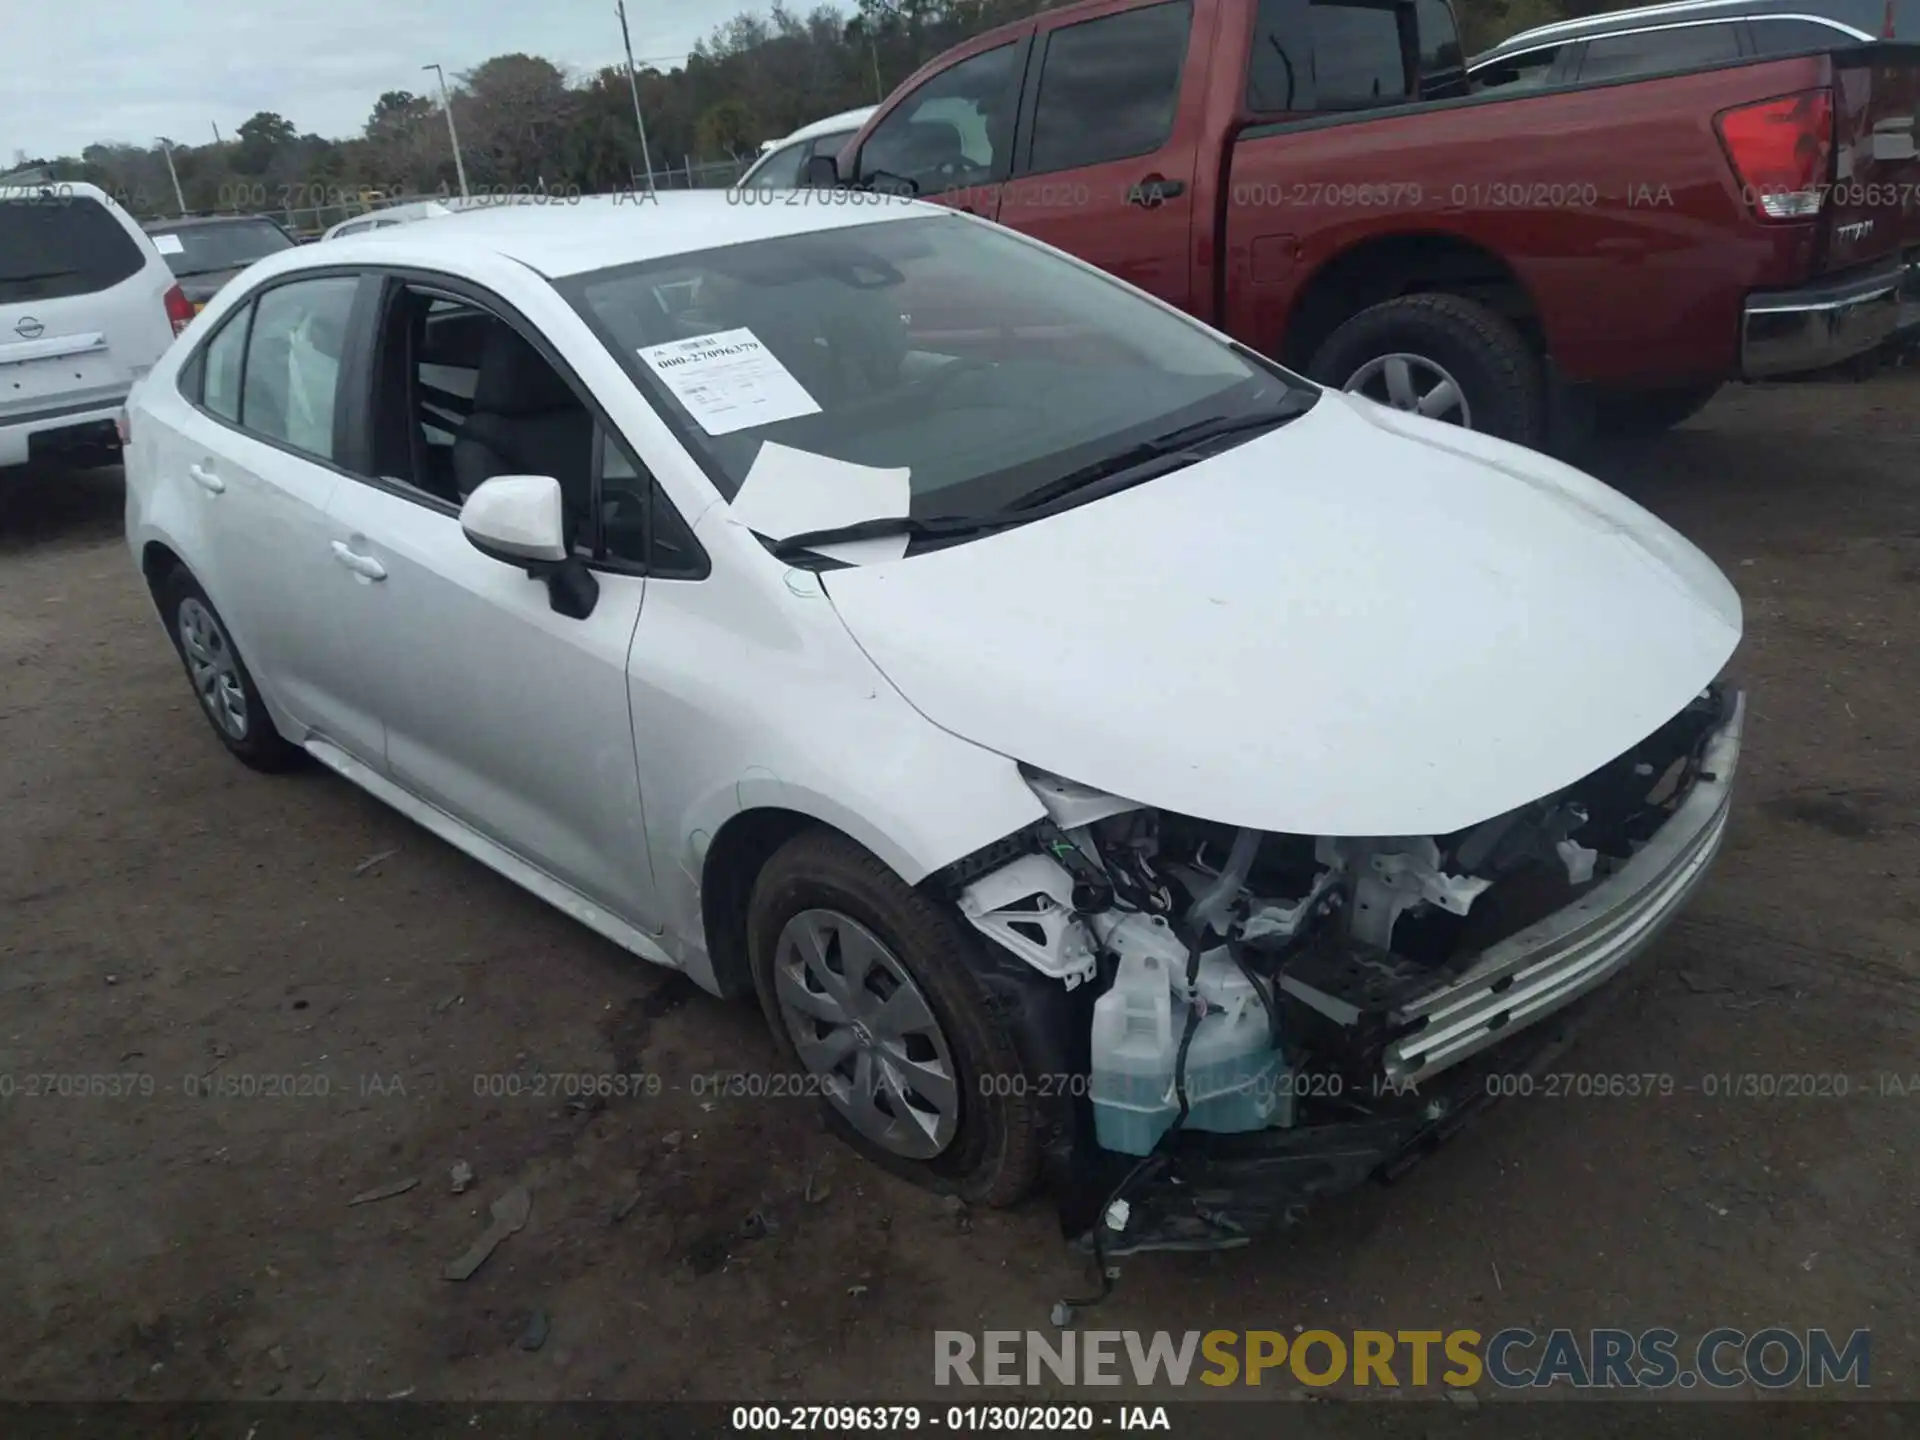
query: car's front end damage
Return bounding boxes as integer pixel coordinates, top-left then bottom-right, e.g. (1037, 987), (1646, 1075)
(929, 683), (1746, 1253)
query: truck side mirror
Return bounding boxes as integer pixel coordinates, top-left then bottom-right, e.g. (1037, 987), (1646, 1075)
(803, 154), (841, 189)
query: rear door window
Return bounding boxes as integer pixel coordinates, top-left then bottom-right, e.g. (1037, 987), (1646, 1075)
(1577, 23), (1741, 82)
(1748, 17), (1860, 54)
(1310, 0), (1413, 108)
(0, 194), (145, 304)
(1026, 1), (1193, 174)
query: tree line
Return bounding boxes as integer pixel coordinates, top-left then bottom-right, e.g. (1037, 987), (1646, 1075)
(18, 0), (1588, 224)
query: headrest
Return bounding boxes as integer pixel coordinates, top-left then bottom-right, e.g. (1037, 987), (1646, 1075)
(472, 325), (580, 416)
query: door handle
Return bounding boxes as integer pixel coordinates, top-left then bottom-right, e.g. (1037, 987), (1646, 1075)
(330, 540), (387, 581)
(188, 462), (225, 494)
(1129, 175), (1186, 206)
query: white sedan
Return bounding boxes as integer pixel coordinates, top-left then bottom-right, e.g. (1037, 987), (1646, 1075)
(122, 194), (1745, 1247)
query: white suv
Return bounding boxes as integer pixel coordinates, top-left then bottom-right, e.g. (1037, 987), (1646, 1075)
(2, 182), (191, 470)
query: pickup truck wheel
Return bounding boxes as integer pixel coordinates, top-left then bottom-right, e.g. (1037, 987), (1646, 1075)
(1594, 383), (1721, 437)
(746, 827), (1045, 1207)
(1311, 293), (1547, 448)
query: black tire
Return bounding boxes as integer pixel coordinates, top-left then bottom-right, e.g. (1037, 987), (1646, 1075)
(1593, 383), (1721, 438)
(158, 567), (303, 773)
(1309, 292), (1549, 449)
(746, 827), (1044, 1206)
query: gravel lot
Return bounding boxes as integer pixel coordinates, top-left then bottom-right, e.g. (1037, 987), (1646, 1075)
(2, 377), (1917, 1411)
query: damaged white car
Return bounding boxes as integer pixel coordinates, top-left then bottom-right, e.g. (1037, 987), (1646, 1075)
(122, 196), (1744, 1251)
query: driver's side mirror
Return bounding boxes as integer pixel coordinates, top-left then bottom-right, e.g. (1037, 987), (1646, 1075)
(459, 474), (599, 620)
(803, 153), (841, 189)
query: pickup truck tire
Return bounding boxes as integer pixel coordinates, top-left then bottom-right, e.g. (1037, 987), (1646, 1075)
(1310, 294), (1548, 449)
(746, 827), (1045, 1207)
(1593, 383), (1721, 437)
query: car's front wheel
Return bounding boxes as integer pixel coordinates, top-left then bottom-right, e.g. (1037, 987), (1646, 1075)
(746, 828), (1044, 1206)
(159, 568), (302, 772)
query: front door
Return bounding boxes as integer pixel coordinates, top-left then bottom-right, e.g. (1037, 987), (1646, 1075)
(849, 35), (1030, 219)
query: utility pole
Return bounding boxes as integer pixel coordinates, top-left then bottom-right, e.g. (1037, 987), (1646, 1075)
(870, 37), (885, 103)
(211, 121), (223, 146)
(422, 62), (471, 200)
(615, 0), (657, 194)
(156, 138), (186, 215)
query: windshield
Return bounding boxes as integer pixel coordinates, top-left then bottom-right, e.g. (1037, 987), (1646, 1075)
(562, 214), (1307, 526)
(150, 219), (293, 276)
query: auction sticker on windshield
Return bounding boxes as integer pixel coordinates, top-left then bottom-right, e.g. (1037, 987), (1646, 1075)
(152, 233), (185, 255)
(637, 327), (821, 436)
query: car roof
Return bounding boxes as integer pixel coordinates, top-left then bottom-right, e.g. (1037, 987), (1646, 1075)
(778, 106), (877, 146)
(1475, 0), (1880, 58)
(291, 191), (938, 279)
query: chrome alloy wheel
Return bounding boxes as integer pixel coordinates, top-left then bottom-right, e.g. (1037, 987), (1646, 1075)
(771, 908), (961, 1160)
(1343, 351), (1472, 427)
(177, 597), (248, 740)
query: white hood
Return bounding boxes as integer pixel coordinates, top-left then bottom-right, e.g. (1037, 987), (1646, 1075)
(820, 394), (1743, 838)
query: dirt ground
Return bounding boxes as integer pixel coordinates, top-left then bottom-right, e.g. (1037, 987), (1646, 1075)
(2, 376), (1918, 1412)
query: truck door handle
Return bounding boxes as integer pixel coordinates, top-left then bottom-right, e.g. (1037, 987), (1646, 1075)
(1129, 175), (1185, 206)
(330, 540), (387, 581)
(188, 462), (225, 494)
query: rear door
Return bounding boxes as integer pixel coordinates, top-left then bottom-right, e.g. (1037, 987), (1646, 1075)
(152, 272), (382, 760)
(1823, 45), (1920, 273)
(995, 0), (1207, 312)
(0, 191), (173, 431)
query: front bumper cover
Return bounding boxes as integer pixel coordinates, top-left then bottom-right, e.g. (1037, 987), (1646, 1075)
(1079, 689), (1746, 1252)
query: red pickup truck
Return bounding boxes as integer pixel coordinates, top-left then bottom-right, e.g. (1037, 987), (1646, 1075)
(811, 0), (1920, 448)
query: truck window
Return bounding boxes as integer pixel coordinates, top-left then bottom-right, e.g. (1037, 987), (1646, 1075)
(1578, 22), (1741, 83)
(1028, 1), (1193, 174)
(1414, 0), (1467, 98)
(1310, 0), (1413, 108)
(856, 41), (1024, 196)
(1748, 17), (1858, 55)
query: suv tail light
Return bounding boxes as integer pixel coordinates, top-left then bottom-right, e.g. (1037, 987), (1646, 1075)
(163, 283), (195, 336)
(1716, 88), (1833, 221)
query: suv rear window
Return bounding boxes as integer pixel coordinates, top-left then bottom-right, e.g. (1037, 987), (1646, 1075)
(0, 195), (145, 304)
(150, 219), (294, 277)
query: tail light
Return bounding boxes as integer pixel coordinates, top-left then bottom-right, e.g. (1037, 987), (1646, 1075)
(1716, 88), (1833, 221)
(163, 283), (194, 336)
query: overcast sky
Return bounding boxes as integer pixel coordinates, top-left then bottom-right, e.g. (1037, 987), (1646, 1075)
(6, 0), (776, 160)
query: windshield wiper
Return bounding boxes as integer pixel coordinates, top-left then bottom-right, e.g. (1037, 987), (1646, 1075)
(1010, 398), (1316, 513)
(767, 511), (1016, 561)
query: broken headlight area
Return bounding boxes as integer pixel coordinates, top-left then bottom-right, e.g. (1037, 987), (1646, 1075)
(936, 683), (1743, 1249)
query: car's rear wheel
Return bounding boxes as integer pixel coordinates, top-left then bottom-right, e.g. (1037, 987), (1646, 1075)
(159, 568), (302, 772)
(746, 828), (1044, 1206)
(1311, 292), (1549, 449)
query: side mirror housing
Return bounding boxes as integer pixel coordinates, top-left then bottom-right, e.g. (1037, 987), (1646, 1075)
(459, 474), (598, 619)
(803, 153), (841, 189)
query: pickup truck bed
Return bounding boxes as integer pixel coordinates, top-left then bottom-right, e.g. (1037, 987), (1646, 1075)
(1226, 47), (1920, 393)
(829, 0), (1920, 449)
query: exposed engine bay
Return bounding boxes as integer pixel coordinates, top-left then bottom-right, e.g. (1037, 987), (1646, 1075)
(933, 683), (1742, 1253)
